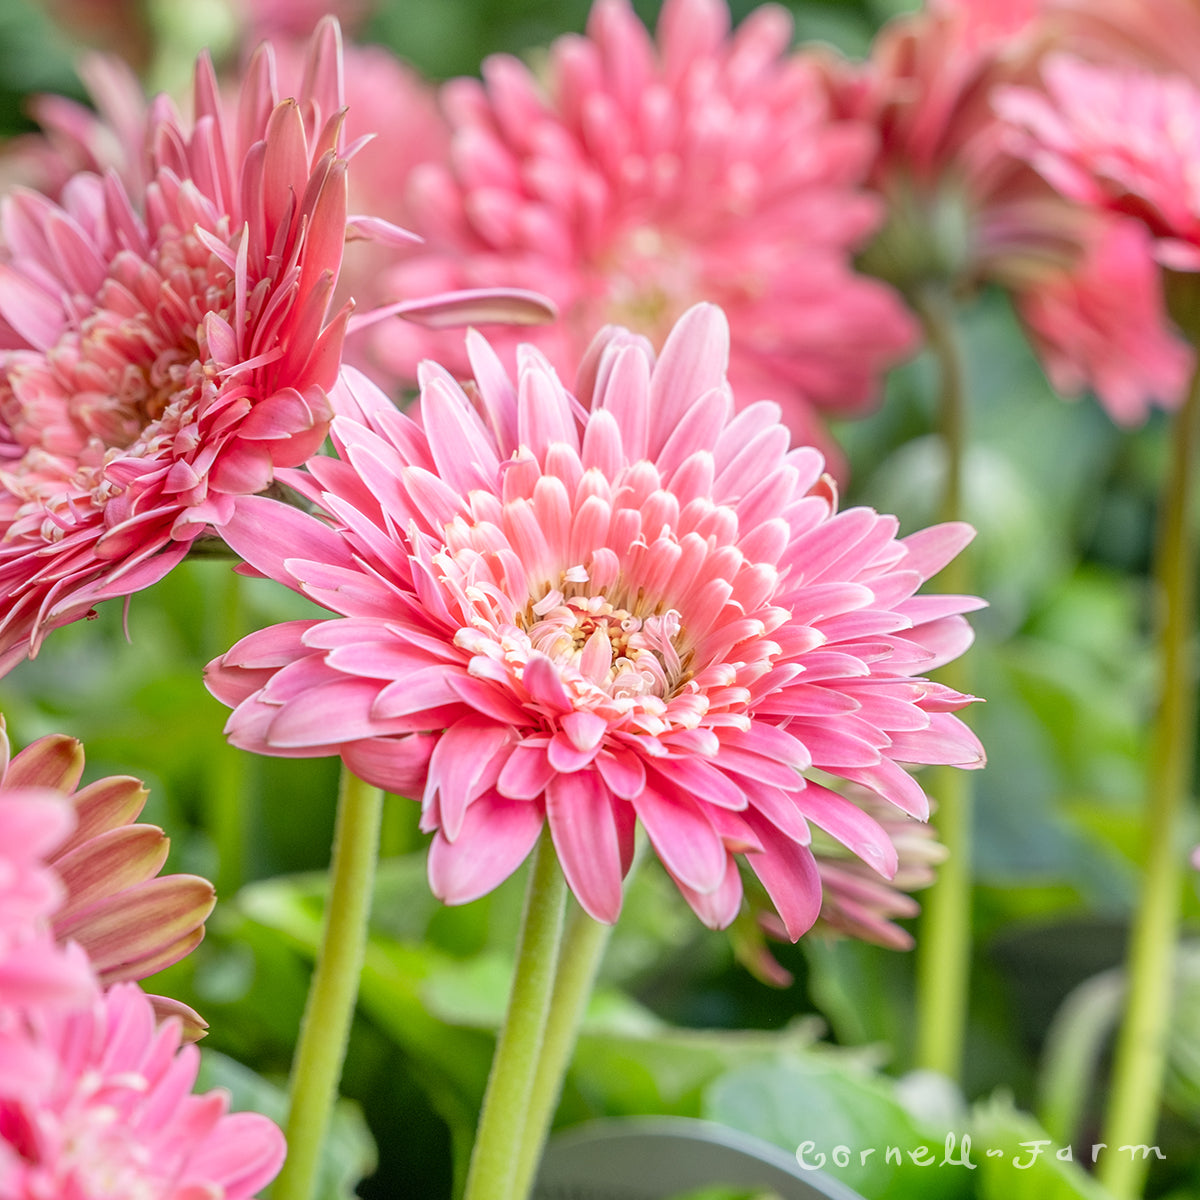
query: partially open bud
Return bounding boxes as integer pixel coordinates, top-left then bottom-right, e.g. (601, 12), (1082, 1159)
(2, 724), (216, 988)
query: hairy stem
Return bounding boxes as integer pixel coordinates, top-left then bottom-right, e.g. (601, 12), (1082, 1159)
(1098, 359), (1200, 1198)
(462, 832), (568, 1200)
(912, 286), (975, 1081)
(272, 767), (384, 1200)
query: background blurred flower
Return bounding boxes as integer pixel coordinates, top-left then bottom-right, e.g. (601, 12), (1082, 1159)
(207, 304), (982, 938)
(0, 981), (285, 1199)
(826, 0), (1191, 424)
(377, 0), (916, 460)
(998, 53), (1200, 270)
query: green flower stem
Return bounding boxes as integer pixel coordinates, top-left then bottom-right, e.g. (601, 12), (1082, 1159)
(463, 831), (568, 1200)
(511, 901), (615, 1198)
(1098, 359), (1200, 1200)
(272, 767), (384, 1200)
(911, 286), (974, 1081)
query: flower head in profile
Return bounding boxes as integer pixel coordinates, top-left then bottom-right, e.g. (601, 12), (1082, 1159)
(379, 0), (916, 458)
(0, 719), (215, 989)
(207, 304), (983, 937)
(827, 0), (1191, 423)
(0, 21), (358, 675)
(0, 982), (285, 1199)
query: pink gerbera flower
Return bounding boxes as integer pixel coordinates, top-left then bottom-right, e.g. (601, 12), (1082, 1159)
(0, 981), (285, 1199)
(0, 21), (550, 677)
(206, 304), (983, 937)
(826, 0), (1191, 423)
(377, 0), (917, 458)
(0, 22), (356, 674)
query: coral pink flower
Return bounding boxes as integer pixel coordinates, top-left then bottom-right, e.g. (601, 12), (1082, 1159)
(206, 305), (983, 937)
(999, 54), (1200, 271)
(379, 0), (916, 457)
(0, 22), (356, 674)
(827, 0), (1191, 423)
(0, 721), (215, 988)
(0, 981), (285, 1198)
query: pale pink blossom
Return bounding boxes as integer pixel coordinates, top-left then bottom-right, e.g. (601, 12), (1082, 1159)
(378, 0), (917, 459)
(0, 982), (285, 1199)
(827, 0), (1191, 422)
(207, 305), (982, 937)
(0, 788), (94, 1014)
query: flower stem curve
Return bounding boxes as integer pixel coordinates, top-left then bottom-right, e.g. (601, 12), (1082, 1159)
(271, 766), (384, 1200)
(463, 830), (568, 1200)
(1098, 355), (1200, 1199)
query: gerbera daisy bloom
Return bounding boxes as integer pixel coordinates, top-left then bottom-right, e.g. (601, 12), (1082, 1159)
(376, 0), (917, 459)
(206, 304), (983, 936)
(0, 21), (355, 676)
(824, 0), (1191, 423)
(0, 981), (285, 1199)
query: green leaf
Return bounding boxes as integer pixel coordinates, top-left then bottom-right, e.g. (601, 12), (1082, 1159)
(971, 1095), (1116, 1200)
(703, 1057), (972, 1200)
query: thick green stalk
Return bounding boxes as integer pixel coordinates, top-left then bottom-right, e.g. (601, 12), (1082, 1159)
(1098, 360), (1200, 1199)
(462, 832), (568, 1200)
(511, 902), (614, 1198)
(912, 287), (974, 1080)
(272, 767), (384, 1200)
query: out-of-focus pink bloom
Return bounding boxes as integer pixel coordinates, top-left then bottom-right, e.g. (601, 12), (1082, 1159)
(0, 722), (215, 988)
(379, 0), (917, 457)
(0, 786), (94, 1013)
(0, 56), (150, 200)
(808, 792), (947, 951)
(999, 54), (1200, 272)
(0, 981), (285, 1198)
(207, 305), (983, 937)
(826, 0), (1191, 423)
(0, 22), (355, 674)
(736, 790), (947, 984)
(1015, 218), (1191, 422)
